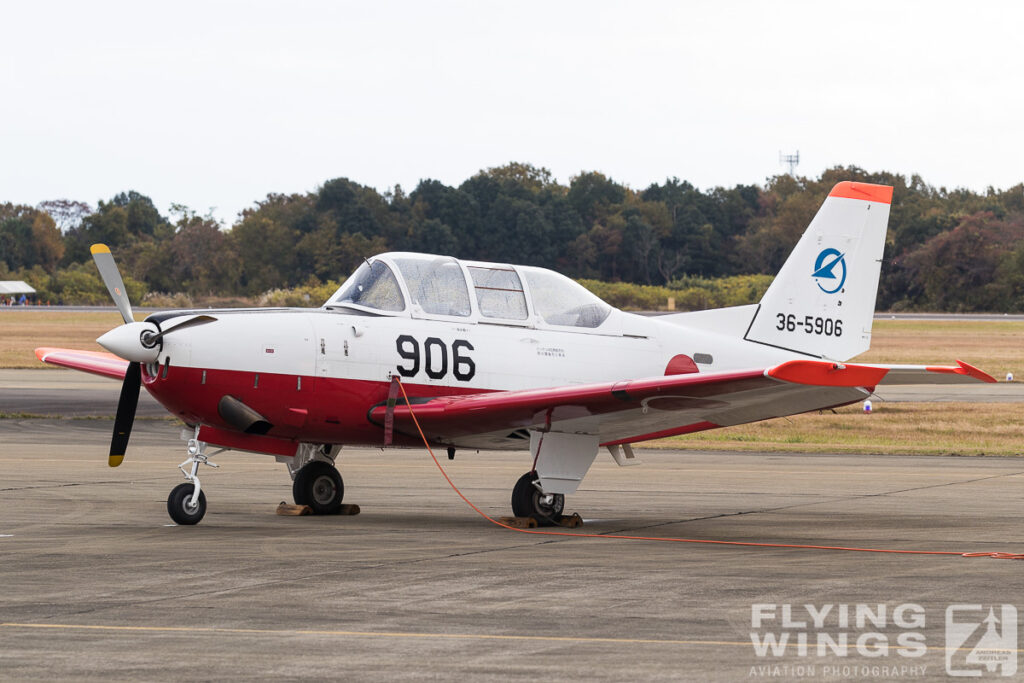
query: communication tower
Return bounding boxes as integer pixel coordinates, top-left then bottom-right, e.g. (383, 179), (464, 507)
(779, 150), (800, 176)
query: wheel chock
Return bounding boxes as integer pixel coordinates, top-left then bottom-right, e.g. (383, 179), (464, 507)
(276, 502), (312, 516)
(499, 516), (539, 529)
(555, 513), (583, 528)
(276, 502), (361, 516)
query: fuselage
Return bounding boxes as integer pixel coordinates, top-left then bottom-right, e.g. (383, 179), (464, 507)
(136, 251), (801, 451)
(141, 305), (795, 450)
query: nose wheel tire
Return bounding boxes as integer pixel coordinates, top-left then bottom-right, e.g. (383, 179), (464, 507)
(293, 461), (344, 515)
(511, 471), (564, 525)
(167, 483), (207, 525)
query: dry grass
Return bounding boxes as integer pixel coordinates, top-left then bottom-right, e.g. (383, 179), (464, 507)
(855, 319), (1024, 380)
(0, 311), (131, 368)
(648, 402), (1024, 456)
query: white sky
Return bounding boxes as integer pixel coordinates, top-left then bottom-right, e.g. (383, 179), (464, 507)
(3, 0), (1023, 226)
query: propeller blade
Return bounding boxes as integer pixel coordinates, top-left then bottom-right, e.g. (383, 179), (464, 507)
(110, 362), (141, 466)
(150, 314), (217, 343)
(90, 243), (134, 325)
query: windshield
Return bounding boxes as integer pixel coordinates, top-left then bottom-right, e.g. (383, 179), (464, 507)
(329, 260), (405, 312)
(522, 267), (611, 328)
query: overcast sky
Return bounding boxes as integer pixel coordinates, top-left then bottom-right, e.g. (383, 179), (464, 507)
(3, 0), (1023, 226)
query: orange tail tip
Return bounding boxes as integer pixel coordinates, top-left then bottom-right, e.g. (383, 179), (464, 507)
(828, 181), (893, 204)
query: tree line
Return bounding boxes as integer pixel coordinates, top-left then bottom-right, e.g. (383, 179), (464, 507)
(2, 163), (1023, 311)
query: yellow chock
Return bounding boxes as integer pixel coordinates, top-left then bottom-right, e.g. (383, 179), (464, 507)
(276, 502), (312, 516)
(499, 516), (539, 529)
(555, 513), (583, 528)
(276, 502), (361, 516)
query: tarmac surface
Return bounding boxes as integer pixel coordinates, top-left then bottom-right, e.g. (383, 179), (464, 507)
(2, 370), (1024, 680)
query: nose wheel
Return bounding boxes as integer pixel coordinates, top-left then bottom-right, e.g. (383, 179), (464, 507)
(511, 471), (564, 525)
(166, 436), (221, 525)
(167, 483), (207, 525)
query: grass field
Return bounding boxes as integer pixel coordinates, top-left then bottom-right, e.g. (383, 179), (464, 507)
(855, 319), (1023, 380)
(0, 310), (132, 367)
(651, 401), (1023, 455)
(3, 310), (1022, 456)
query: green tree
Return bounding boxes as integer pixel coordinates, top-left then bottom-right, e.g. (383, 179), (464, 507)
(63, 191), (168, 265)
(0, 204), (65, 272)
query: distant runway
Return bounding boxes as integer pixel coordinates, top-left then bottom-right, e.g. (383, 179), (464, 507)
(875, 312), (1024, 322)
(2, 418), (1023, 680)
(1, 369), (166, 417)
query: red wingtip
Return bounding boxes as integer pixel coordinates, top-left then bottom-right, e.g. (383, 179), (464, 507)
(829, 181), (893, 204)
(924, 360), (998, 383)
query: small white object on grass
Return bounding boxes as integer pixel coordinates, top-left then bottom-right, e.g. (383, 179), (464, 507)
(863, 399), (873, 414)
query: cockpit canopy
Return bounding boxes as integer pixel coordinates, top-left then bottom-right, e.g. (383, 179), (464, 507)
(326, 252), (612, 329)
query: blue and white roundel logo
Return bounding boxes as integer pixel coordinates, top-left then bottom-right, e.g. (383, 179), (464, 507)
(813, 248), (846, 294)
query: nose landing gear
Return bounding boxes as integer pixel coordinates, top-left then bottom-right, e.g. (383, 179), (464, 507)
(166, 436), (222, 525)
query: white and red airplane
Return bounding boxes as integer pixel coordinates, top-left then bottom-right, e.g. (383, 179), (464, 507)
(37, 181), (994, 525)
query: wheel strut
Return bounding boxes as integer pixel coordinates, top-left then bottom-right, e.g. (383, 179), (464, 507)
(167, 433), (224, 525)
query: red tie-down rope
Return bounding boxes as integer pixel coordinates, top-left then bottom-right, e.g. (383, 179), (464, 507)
(393, 378), (1024, 560)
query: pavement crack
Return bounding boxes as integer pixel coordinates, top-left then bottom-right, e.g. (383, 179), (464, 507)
(861, 469), (1024, 496)
(0, 478), (167, 492)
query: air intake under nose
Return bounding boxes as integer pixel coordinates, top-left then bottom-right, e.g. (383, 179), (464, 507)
(218, 395), (273, 435)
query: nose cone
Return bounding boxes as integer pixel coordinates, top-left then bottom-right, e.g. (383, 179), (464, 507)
(97, 322), (161, 363)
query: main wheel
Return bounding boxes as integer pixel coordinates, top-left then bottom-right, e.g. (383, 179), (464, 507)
(293, 461), (344, 514)
(511, 471), (564, 524)
(167, 483), (207, 525)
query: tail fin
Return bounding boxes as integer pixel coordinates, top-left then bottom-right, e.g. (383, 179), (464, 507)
(744, 181), (892, 361)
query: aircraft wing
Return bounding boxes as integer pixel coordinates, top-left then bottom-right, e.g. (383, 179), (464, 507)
(375, 359), (996, 449)
(35, 347), (129, 380)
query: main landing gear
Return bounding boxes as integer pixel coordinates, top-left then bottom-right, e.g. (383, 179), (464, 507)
(287, 443), (345, 515)
(292, 460), (344, 514)
(167, 436), (222, 525)
(511, 471), (565, 525)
